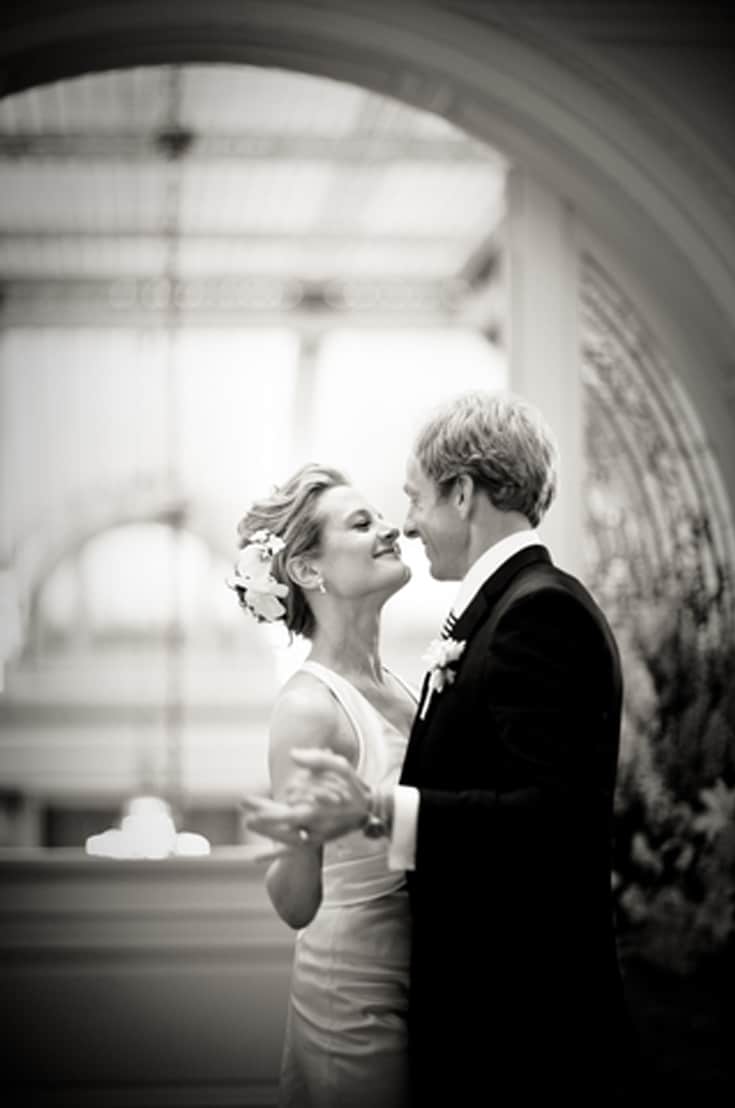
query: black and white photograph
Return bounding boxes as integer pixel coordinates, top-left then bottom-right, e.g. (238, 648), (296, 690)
(1, 3), (733, 1106)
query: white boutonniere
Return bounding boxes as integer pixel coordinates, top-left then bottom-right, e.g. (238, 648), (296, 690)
(419, 636), (466, 719)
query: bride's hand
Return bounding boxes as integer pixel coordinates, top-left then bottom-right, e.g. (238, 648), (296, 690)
(283, 766), (350, 808)
(241, 793), (318, 847)
(287, 748), (372, 839)
(243, 749), (372, 844)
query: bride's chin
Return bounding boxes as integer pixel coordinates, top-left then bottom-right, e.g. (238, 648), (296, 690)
(392, 563), (412, 589)
(373, 561), (411, 599)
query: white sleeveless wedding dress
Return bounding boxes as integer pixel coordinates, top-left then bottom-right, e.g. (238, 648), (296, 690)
(278, 660), (415, 1108)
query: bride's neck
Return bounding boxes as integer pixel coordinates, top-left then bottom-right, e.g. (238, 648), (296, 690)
(309, 610), (383, 684)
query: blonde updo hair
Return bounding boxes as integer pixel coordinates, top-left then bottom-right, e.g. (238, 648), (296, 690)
(234, 463), (349, 638)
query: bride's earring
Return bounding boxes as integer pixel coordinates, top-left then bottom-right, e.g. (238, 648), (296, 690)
(317, 578), (327, 595)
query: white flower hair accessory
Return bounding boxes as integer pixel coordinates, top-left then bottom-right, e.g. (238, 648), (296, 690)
(226, 528), (289, 623)
(420, 636), (466, 719)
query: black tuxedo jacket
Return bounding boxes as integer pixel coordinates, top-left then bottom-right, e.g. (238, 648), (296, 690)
(400, 546), (632, 1101)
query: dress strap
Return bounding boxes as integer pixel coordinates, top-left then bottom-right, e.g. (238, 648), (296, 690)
(383, 665), (419, 705)
(299, 661), (366, 775)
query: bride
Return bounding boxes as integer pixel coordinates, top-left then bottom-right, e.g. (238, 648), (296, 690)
(229, 463), (416, 1108)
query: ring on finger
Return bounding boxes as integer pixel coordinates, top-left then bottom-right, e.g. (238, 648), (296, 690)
(297, 827), (310, 843)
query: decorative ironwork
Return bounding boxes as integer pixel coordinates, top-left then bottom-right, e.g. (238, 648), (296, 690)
(582, 253), (735, 973)
(581, 253), (734, 648)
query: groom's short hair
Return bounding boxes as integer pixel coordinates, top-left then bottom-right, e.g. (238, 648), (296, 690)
(413, 390), (558, 527)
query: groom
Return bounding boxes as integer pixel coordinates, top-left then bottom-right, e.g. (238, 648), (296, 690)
(248, 390), (634, 1104)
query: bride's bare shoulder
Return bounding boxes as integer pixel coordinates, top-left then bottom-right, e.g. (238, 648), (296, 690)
(269, 669), (341, 751)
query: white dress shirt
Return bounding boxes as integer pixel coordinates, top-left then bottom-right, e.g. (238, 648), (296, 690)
(388, 529), (543, 871)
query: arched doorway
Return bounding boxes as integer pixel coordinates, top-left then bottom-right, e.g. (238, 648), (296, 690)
(2, 0), (734, 581)
(1, 4), (733, 1098)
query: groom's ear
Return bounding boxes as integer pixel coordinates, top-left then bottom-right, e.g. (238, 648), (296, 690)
(453, 474), (475, 519)
(287, 555), (321, 592)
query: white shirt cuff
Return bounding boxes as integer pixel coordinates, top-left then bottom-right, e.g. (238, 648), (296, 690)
(387, 785), (419, 871)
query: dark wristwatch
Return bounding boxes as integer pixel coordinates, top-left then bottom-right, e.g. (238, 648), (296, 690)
(362, 789), (389, 838)
(362, 811), (389, 839)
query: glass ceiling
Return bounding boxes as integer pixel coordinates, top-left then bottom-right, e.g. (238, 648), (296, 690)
(0, 64), (507, 811)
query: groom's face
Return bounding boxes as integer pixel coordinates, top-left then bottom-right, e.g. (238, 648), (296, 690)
(402, 455), (465, 581)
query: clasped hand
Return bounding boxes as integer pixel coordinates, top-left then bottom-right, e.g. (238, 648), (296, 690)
(242, 748), (371, 852)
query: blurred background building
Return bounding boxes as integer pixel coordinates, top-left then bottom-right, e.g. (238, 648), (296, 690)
(0, 64), (509, 851)
(1, 2), (733, 1105)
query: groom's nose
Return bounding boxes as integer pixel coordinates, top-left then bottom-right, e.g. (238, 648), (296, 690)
(403, 515), (419, 539)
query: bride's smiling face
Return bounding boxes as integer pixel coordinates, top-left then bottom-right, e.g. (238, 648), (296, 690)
(312, 485), (411, 602)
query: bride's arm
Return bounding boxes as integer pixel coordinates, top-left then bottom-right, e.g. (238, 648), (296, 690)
(264, 681), (342, 930)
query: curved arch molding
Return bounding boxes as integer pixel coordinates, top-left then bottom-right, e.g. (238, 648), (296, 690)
(13, 476), (230, 623)
(1, 1), (733, 502)
(1, 0), (733, 488)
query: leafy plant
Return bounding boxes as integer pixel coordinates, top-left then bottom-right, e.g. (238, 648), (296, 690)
(611, 603), (735, 974)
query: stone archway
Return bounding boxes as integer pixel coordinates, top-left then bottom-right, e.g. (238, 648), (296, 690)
(14, 475), (227, 597)
(1, 0), (734, 1083)
(2, 2), (734, 570)
(9, 474), (232, 661)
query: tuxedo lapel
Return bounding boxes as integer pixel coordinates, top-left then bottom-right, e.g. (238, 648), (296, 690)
(400, 545), (551, 785)
(474, 544), (551, 618)
(411, 588), (489, 724)
(437, 545), (551, 658)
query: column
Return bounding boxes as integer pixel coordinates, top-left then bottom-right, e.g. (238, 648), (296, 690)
(505, 169), (584, 577)
(289, 329), (323, 471)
